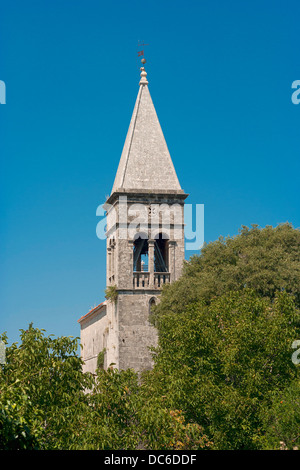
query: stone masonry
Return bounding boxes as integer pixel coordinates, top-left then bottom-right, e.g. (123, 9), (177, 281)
(78, 63), (188, 373)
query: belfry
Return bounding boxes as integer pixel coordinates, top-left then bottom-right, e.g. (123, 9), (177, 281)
(78, 60), (188, 373)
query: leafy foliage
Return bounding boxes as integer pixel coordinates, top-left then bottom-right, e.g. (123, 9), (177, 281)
(97, 348), (106, 370)
(147, 289), (300, 449)
(147, 224), (300, 449)
(1, 223), (299, 449)
(0, 326), (93, 449)
(259, 378), (300, 449)
(0, 327), (208, 450)
(154, 223), (300, 319)
(105, 285), (118, 303)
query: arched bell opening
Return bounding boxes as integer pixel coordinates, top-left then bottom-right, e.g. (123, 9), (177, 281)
(133, 232), (149, 272)
(154, 233), (169, 272)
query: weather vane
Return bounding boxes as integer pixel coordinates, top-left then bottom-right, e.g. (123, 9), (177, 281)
(137, 40), (149, 65)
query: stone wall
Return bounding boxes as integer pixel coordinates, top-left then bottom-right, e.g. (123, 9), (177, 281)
(117, 291), (158, 372)
(79, 301), (120, 374)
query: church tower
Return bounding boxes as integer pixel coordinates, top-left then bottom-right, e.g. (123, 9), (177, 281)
(78, 61), (188, 373)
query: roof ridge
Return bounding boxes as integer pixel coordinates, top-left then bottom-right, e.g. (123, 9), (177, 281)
(77, 301), (106, 323)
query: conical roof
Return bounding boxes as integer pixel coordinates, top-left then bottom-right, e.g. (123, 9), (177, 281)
(111, 65), (183, 194)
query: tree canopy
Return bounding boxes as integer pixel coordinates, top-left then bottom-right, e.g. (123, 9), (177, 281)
(147, 223), (300, 449)
(1, 223), (299, 449)
(155, 223), (300, 315)
(146, 289), (300, 449)
(0, 326), (208, 450)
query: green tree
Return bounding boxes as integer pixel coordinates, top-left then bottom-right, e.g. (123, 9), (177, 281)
(0, 326), (92, 449)
(74, 366), (211, 450)
(0, 326), (209, 450)
(260, 378), (300, 450)
(2, 224), (299, 450)
(146, 223), (300, 448)
(154, 223), (300, 318)
(147, 289), (300, 449)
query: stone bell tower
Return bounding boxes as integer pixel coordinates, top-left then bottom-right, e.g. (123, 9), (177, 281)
(79, 60), (188, 373)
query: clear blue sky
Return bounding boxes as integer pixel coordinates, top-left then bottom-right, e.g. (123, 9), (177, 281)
(1, 0), (299, 346)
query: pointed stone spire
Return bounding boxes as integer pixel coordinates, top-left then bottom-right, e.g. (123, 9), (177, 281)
(111, 60), (183, 194)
